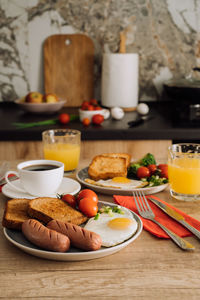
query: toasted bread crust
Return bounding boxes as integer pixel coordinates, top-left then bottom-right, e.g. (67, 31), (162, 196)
(28, 197), (87, 225)
(2, 198), (31, 230)
(101, 153), (131, 168)
(88, 155), (127, 180)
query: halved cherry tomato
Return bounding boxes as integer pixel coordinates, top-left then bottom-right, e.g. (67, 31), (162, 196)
(157, 164), (168, 178)
(76, 189), (98, 204)
(59, 113), (70, 124)
(79, 197), (98, 217)
(61, 194), (77, 208)
(137, 166), (150, 179)
(82, 118), (90, 126)
(147, 164), (157, 175)
(92, 114), (104, 125)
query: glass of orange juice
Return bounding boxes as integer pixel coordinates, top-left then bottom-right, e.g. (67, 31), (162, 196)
(168, 143), (200, 201)
(42, 129), (81, 173)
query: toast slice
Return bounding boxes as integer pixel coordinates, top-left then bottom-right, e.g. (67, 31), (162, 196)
(2, 198), (31, 230)
(101, 153), (131, 168)
(88, 155), (127, 180)
(27, 197), (87, 225)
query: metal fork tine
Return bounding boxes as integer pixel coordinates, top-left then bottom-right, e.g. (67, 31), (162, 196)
(133, 191), (141, 213)
(138, 190), (147, 211)
(141, 190), (151, 211)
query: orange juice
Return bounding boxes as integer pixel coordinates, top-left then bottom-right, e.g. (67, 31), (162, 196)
(168, 156), (200, 194)
(44, 143), (80, 171)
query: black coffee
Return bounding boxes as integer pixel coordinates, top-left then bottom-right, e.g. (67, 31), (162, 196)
(22, 164), (59, 171)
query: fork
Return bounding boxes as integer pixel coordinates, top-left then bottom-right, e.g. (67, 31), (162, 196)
(133, 190), (195, 251)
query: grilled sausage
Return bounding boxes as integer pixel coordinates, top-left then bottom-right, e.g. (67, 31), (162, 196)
(47, 219), (102, 251)
(22, 219), (70, 252)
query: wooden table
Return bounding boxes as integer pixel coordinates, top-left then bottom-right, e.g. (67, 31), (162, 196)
(1, 160), (200, 299)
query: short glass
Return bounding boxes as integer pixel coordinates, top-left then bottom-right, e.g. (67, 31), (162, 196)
(42, 129), (81, 173)
(168, 143), (200, 201)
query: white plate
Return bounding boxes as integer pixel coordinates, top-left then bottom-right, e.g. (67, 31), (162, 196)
(76, 167), (168, 196)
(2, 177), (81, 199)
(3, 201), (143, 261)
(15, 98), (66, 114)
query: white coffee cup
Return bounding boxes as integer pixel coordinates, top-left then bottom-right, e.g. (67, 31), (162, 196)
(5, 159), (64, 197)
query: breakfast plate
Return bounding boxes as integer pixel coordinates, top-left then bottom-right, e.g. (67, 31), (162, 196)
(2, 177), (81, 199)
(3, 201), (143, 261)
(76, 167), (168, 196)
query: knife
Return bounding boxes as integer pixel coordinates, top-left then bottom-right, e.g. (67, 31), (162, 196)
(148, 197), (200, 240)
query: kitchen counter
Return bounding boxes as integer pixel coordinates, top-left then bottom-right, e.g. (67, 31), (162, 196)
(0, 101), (199, 142)
(0, 101), (198, 161)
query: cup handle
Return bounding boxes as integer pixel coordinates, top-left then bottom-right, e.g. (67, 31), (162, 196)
(103, 109), (110, 120)
(5, 171), (25, 193)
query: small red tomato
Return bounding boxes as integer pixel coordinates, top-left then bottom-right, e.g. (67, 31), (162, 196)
(79, 197), (98, 217)
(89, 99), (98, 106)
(87, 104), (94, 111)
(81, 101), (90, 110)
(92, 114), (104, 125)
(137, 166), (150, 179)
(76, 189), (98, 205)
(59, 113), (70, 124)
(82, 118), (90, 126)
(147, 164), (157, 175)
(61, 194), (77, 208)
(94, 106), (102, 110)
(157, 164), (168, 178)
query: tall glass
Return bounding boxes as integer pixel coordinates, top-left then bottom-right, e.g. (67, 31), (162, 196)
(168, 143), (200, 201)
(42, 129), (81, 173)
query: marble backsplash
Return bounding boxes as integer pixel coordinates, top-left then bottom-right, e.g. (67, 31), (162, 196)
(0, 0), (200, 103)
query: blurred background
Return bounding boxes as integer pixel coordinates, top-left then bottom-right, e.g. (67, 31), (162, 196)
(0, 0), (200, 102)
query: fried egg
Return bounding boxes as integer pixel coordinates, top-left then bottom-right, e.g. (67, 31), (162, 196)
(84, 207), (138, 247)
(85, 177), (147, 189)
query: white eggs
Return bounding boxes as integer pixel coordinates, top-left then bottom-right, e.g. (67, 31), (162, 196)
(111, 107), (125, 120)
(96, 176), (145, 189)
(136, 103), (149, 115)
(84, 207), (138, 247)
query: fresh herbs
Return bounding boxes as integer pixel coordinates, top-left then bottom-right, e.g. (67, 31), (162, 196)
(94, 205), (125, 220)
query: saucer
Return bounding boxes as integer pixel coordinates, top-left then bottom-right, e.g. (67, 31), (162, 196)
(2, 177), (81, 199)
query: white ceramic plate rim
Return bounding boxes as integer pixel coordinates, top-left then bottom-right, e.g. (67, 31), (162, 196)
(76, 167), (168, 195)
(2, 177), (81, 199)
(3, 201), (143, 261)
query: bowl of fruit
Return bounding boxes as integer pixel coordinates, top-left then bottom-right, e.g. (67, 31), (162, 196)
(79, 99), (110, 122)
(15, 92), (66, 114)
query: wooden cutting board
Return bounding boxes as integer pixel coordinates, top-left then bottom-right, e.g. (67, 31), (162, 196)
(44, 34), (94, 107)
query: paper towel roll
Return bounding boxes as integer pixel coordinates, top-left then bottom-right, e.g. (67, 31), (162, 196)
(101, 53), (139, 108)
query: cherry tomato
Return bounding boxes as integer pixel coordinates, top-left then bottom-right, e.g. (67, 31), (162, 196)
(92, 114), (104, 125)
(59, 113), (70, 124)
(94, 106), (102, 110)
(87, 104), (94, 111)
(137, 166), (150, 179)
(147, 164), (157, 175)
(76, 189), (98, 204)
(89, 99), (98, 106)
(61, 194), (77, 208)
(79, 197), (98, 217)
(82, 118), (90, 126)
(81, 101), (90, 110)
(157, 164), (168, 178)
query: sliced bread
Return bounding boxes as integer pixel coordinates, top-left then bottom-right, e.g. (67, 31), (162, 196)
(88, 155), (127, 180)
(27, 197), (87, 225)
(101, 153), (131, 168)
(2, 198), (31, 230)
